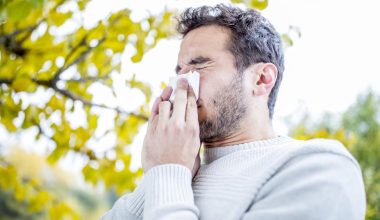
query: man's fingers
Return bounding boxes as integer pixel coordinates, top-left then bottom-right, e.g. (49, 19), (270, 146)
(161, 86), (173, 101)
(148, 86), (173, 133)
(171, 78), (188, 121)
(149, 86), (173, 122)
(186, 85), (198, 125)
(158, 101), (171, 128)
(149, 97), (161, 123)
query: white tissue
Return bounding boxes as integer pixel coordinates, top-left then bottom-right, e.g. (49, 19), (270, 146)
(169, 71), (200, 101)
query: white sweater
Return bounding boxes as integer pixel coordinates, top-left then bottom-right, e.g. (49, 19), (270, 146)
(101, 135), (366, 220)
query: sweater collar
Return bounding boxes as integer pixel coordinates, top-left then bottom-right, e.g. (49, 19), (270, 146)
(203, 135), (294, 164)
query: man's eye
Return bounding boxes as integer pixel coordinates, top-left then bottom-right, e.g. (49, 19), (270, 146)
(196, 67), (206, 71)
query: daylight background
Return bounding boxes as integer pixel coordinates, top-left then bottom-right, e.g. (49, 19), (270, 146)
(1, 0), (379, 219)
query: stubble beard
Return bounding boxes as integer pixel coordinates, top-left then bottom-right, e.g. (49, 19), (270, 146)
(199, 74), (248, 143)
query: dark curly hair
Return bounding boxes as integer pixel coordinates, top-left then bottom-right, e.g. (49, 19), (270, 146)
(176, 4), (284, 119)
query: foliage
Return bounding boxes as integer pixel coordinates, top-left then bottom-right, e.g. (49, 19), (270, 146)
(0, 0), (174, 194)
(289, 89), (380, 220)
(231, 0), (269, 10)
(0, 147), (111, 219)
(0, 155), (79, 219)
(0, 0), (175, 218)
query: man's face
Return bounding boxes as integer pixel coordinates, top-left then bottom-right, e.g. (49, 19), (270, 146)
(176, 25), (248, 142)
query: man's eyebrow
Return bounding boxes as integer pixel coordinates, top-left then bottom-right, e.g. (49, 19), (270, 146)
(175, 56), (211, 74)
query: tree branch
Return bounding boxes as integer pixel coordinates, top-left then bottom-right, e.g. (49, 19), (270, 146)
(0, 77), (149, 121)
(0, 78), (12, 85)
(64, 75), (110, 83)
(0, 10), (149, 121)
(52, 85), (148, 120)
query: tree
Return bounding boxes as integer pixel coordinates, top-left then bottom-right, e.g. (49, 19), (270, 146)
(1, 0), (175, 192)
(1, 0), (174, 218)
(289, 89), (380, 220)
(0, 0), (290, 218)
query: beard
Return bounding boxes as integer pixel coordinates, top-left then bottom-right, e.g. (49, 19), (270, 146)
(199, 74), (248, 142)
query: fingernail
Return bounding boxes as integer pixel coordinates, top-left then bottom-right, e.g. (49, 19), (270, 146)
(178, 77), (188, 86)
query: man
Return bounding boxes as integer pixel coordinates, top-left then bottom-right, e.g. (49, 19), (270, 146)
(102, 4), (366, 220)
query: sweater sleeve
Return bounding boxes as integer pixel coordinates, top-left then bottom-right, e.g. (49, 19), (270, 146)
(143, 164), (200, 220)
(241, 153), (366, 220)
(100, 179), (145, 220)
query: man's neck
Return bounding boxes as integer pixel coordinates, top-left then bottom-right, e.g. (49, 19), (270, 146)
(202, 120), (276, 148)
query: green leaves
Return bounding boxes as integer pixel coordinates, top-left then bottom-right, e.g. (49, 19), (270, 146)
(289, 89), (380, 220)
(6, 0), (33, 21)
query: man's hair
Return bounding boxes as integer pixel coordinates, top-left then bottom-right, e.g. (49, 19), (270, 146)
(176, 4), (284, 119)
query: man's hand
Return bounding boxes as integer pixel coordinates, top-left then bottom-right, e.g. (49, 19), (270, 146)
(142, 78), (201, 177)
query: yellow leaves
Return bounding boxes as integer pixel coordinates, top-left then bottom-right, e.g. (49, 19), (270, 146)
(82, 155), (142, 195)
(47, 145), (69, 164)
(82, 163), (98, 185)
(291, 124), (357, 149)
(0, 57), (24, 78)
(48, 11), (73, 27)
(14, 182), (29, 201)
(0, 161), (50, 213)
(103, 39), (126, 53)
(3, 0), (44, 28)
(0, 0), (179, 209)
(88, 113), (98, 131)
(25, 31), (54, 51)
(28, 190), (52, 212)
(77, 0), (89, 11)
(11, 76), (37, 92)
(73, 127), (91, 148)
(47, 95), (66, 111)
(0, 164), (17, 190)
(249, 0), (268, 10)
(64, 45), (88, 67)
(128, 74), (152, 103)
(0, 149), (84, 219)
(49, 202), (80, 220)
(231, 0), (268, 10)
(0, 116), (18, 132)
(131, 53), (142, 63)
(88, 22), (106, 41)
(22, 105), (41, 128)
(0, 164), (78, 218)
(66, 81), (93, 100)
(161, 81), (167, 89)
(281, 33), (293, 47)
(0, 93), (21, 132)
(90, 47), (112, 73)
(70, 26), (87, 48)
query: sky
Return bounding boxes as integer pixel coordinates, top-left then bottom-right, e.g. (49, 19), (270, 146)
(1, 0), (380, 173)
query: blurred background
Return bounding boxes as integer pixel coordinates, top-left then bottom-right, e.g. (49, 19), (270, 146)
(1, 0), (379, 219)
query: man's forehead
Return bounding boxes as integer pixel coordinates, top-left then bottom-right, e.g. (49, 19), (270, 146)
(180, 25), (230, 48)
(177, 29), (229, 62)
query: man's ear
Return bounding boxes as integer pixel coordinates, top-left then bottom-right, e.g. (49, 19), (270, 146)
(252, 63), (278, 96)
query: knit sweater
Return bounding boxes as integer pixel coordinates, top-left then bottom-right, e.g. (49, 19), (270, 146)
(101, 135), (366, 220)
